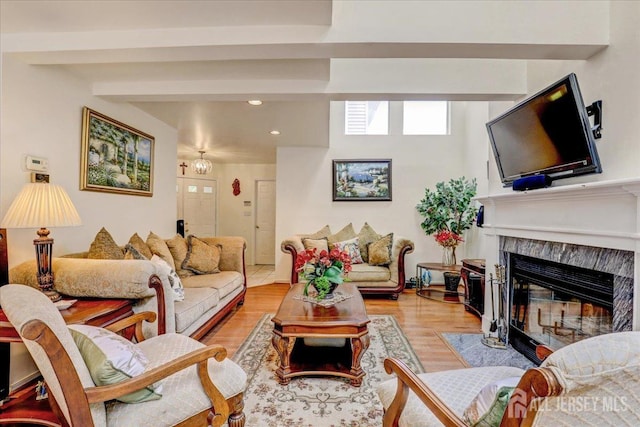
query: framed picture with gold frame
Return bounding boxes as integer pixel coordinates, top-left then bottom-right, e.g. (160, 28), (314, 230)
(80, 107), (154, 197)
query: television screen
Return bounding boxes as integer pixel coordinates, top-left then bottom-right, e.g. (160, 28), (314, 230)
(486, 73), (601, 186)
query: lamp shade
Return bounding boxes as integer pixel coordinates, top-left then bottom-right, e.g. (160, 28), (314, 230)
(1, 183), (82, 228)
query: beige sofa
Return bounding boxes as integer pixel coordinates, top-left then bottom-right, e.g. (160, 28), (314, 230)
(10, 235), (247, 340)
(281, 223), (414, 299)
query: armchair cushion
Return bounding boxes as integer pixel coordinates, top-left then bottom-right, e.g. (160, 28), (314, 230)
(377, 366), (524, 427)
(88, 227), (124, 260)
(68, 324), (162, 404)
(106, 333), (246, 426)
(463, 376), (520, 426)
(182, 236), (221, 274)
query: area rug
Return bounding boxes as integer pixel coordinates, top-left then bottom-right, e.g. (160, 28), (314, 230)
(440, 333), (535, 370)
(232, 314), (424, 427)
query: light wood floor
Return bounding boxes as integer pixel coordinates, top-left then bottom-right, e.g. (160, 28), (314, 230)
(202, 283), (482, 372)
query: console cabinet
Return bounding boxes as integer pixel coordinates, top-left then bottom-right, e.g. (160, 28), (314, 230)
(461, 259), (485, 318)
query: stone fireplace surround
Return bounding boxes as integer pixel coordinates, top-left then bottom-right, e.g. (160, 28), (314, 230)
(475, 177), (640, 334)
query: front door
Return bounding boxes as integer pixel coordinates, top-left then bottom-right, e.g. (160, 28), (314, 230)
(180, 177), (217, 237)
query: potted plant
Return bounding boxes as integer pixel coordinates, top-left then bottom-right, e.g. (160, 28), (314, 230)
(416, 177), (478, 266)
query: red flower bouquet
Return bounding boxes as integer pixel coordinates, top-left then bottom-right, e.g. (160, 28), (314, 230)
(295, 247), (352, 299)
(434, 230), (464, 247)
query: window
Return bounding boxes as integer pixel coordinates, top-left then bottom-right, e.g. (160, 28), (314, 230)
(403, 101), (449, 135)
(345, 101), (389, 135)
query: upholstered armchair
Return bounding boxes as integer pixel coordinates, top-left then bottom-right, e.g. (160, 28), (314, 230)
(0, 284), (247, 427)
(377, 332), (640, 426)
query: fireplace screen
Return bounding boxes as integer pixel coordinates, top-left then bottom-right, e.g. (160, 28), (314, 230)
(511, 276), (613, 350)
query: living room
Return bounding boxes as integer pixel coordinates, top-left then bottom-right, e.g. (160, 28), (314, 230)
(1, 1), (639, 426)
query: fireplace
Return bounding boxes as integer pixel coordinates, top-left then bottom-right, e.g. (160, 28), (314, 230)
(500, 237), (634, 364)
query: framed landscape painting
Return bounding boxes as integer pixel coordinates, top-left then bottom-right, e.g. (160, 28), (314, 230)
(80, 107), (154, 196)
(332, 159), (392, 201)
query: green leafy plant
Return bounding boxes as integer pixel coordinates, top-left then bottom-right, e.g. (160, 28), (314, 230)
(295, 248), (352, 299)
(416, 177), (478, 241)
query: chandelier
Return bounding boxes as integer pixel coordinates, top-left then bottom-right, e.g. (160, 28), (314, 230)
(191, 151), (213, 174)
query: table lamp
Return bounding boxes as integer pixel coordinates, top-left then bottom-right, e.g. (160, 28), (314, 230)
(1, 183), (82, 301)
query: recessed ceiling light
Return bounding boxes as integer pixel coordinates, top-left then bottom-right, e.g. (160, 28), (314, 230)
(247, 100), (263, 106)
(270, 130), (281, 135)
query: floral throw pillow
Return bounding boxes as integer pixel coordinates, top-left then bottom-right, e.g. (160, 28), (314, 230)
(150, 255), (185, 301)
(333, 237), (364, 264)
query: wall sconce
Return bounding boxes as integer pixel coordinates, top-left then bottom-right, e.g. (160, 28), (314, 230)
(191, 151), (213, 175)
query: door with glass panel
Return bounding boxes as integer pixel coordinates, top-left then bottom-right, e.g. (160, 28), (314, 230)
(178, 178), (217, 237)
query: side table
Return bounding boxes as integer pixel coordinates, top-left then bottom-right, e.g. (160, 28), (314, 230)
(415, 262), (463, 303)
(0, 296), (135, 426)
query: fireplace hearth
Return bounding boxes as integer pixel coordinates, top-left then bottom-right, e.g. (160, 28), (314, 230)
(499, 237), (634, 364)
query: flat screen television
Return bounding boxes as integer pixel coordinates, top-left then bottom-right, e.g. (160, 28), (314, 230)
(486, 73), (602, 186)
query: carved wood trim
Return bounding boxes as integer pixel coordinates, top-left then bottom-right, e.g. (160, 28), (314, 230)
(21, 320), (94, 427)
(147, 274), (166, 335)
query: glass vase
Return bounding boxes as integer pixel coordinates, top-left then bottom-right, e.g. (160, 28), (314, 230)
(442, 246), (457, 266)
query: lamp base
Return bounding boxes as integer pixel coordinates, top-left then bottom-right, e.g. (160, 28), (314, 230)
(43, 289), (62, 302)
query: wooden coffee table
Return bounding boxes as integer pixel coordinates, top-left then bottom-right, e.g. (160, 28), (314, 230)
(271, 282), (370, 386)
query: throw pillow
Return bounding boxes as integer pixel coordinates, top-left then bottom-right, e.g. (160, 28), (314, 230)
(368, 233), (394, 266)
(300, 225), (332, 240)
(182, 235), (221, 275)
(302, 237), (329, 253)
(165, 234), (194, 278)
(357, 222), (381, 263)
(127, 232), (153, 259)
(150, 255), (185, 301)
(68, 324), (162, 404)
(463, 376), (521, 427)
(146, 232), (176, 270)
(124, 244), (148, 260)
(333, 237), (364, 264)
(327, 223), (357, 246)
(87, 227), (124, 260)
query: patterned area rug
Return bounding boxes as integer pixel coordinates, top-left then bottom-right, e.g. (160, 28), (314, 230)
(232, 314), (424, 427)
(440, 333), (535, 370)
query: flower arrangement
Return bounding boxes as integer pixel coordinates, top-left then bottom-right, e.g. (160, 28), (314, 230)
(295, 247), (352, 299)
(434, 230), (464, 248)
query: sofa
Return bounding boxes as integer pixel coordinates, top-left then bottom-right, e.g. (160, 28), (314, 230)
(10, 231), (247, 340)
(281, 223), (414, 299)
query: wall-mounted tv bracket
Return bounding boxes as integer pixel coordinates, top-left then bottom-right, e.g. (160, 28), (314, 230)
(586, 100), (603, 139)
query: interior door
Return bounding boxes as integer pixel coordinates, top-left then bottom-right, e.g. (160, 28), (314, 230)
(181, 178), (217, 237)
(255, 180), (276, 264)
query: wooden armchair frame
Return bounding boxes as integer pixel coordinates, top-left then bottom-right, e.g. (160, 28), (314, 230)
(382, 345), (562, 427)
(22, 310), (244, 427)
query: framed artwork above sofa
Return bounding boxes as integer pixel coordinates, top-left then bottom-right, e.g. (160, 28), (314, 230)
(332, 159), (392, 201)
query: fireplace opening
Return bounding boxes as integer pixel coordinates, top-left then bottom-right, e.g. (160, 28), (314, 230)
(508, 253), (614, 364)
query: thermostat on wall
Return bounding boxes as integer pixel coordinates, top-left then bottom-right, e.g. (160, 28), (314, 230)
(26, 156), (49, 172)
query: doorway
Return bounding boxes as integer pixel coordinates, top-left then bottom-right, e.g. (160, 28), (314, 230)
(255, 180), (276, 264)
(177, 177), (217, 237)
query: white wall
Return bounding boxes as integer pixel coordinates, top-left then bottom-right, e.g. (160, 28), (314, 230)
(216, 163), (276, 265)
(275, 100), (489, 282)
(1, 55), (178, 390)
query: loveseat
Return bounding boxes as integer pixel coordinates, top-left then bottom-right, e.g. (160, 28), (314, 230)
(10, 230), (247, 340)
(281, 223), (414, 299)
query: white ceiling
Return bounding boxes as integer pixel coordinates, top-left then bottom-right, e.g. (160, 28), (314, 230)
(1, 0), (607, 164)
